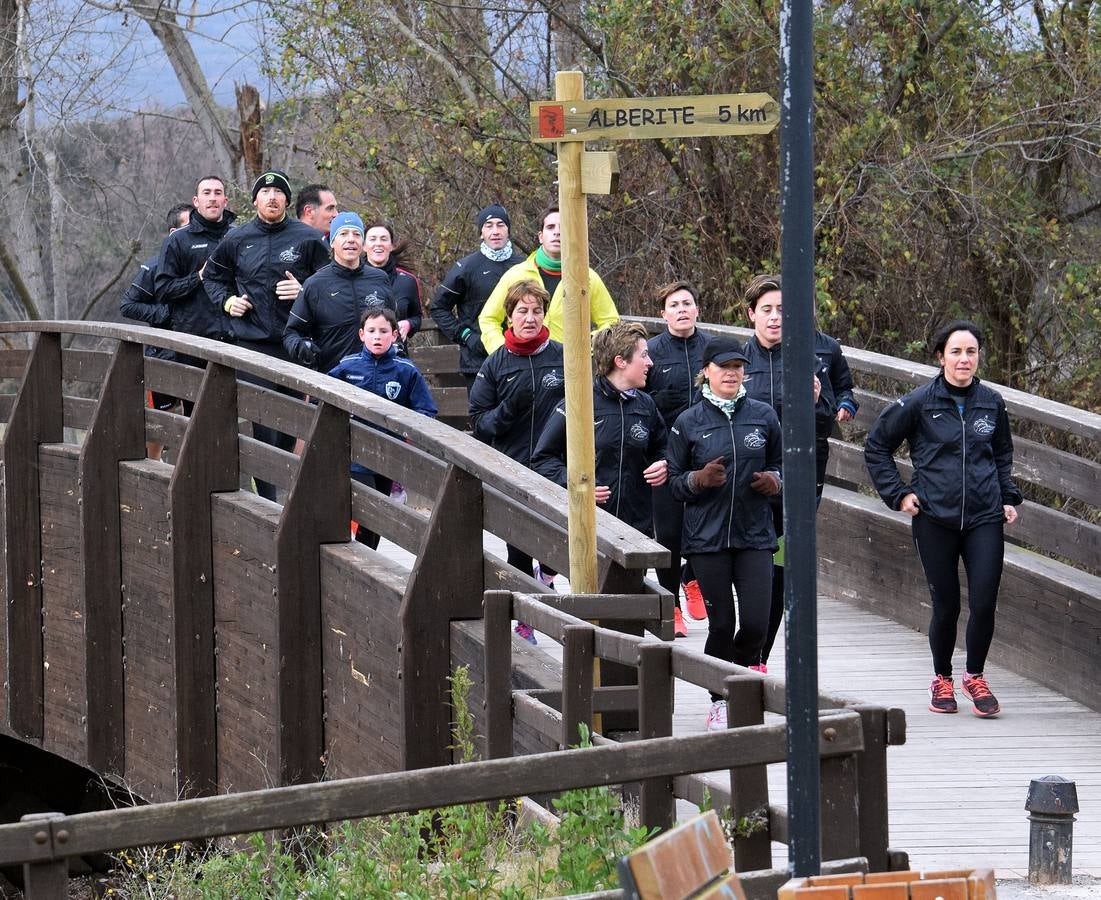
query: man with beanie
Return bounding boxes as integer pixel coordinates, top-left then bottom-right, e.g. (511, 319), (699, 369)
(204, 169), (331, 501)
(478, 206), (619, 354)
(155, 175), (237, 357)
(429, 204), (524, 393)
(284, 211), (394, 374)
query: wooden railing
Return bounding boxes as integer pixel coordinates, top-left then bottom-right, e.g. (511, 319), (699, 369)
(0, 585), (905, 900)
(0, 321), (668, 804)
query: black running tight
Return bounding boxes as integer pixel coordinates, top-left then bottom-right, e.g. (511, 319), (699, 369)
(688, 548), (773, 697)
(911, 514), (1005, 678)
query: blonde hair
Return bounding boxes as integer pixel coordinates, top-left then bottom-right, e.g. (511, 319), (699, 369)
(592, 321), (648, 376)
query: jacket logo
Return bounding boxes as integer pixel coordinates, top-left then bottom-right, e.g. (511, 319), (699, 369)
(973, 417), (995, 436)
(191, 243), (208, 250)
(630, 423), (649, 442)
(542, 371), (563, 389)
(506, 374), (518, 382)
(385, 381), (401, 400)
(364, 291), (381, 304)
(593, 418), (604, 427)
(279, 247), (301, 264)
(744, 430), (766, 449)
(702, 431), (714, 440)
(661, 366), (672, 373)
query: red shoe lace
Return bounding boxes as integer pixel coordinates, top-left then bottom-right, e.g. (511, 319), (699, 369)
(931, 676), (954, 700)
(965, 675), (993, 699)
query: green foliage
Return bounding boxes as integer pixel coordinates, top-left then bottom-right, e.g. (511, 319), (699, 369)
(97, 672), (653, 898)
(265, 0), (1101, 404)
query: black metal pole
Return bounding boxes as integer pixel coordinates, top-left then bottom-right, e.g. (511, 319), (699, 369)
(779, 0), (821, 877)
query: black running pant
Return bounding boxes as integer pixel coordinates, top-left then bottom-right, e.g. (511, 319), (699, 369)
(688, 548), (773, 698)
(652, 481), (684, 609)
(911, 514), (1004, 678)
(505, 544), (557, 582)
(236, 341), (300, 503)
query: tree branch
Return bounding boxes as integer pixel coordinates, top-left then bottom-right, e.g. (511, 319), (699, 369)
(78, 239), (141, 321)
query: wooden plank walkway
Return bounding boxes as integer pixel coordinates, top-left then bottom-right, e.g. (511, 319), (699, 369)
(379, 532), (1101, 879)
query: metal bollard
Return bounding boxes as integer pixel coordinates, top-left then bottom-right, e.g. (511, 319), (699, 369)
(1025, 774), (1078, 885)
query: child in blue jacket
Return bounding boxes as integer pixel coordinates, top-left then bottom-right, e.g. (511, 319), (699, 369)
(329, 305), (437, 547)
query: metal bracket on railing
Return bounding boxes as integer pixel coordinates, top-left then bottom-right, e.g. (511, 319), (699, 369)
(19, 812), (70, 900)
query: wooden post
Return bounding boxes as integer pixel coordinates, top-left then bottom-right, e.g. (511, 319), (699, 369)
(3, 333), (63, 739)
(556, 70), (598, 594)
(79, 341), (146, 774)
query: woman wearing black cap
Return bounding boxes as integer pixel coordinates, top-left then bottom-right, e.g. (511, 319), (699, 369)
(666, 337), (783, 731)
(429, 205), (525, 394)
(865, 320), (1021, 718)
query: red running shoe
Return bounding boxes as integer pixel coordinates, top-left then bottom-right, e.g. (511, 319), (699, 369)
(683, 579), (707, 620)
(928, 674), (958, 714)
(962, 673), (1001, 718)
(673, 607), (688, 638)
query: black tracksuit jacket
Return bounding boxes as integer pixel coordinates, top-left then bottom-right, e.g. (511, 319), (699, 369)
(430, 247), (526, 375)
(203, 215), (330, 346)
(645, 329), (712, 426)
(667, 395), (783, 554)
(283, 261), (394, 373)
(119, 253), (173, 361)
(372, 257), (423, 348)
(468, 339), (565, 468)
(741, 331), (857, 440)
(154, 210), (236, 340)
(532, 376), (667, 535)
(864, 375), (1022, 530)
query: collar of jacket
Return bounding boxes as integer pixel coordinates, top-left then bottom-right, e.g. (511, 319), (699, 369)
(255, 215), (288, 234)
(190, 208), (236, 236)
(931, 372), (981, 399)
(748, 335), (781, 355)
(595, 374), (635, 402)
(361, 345), (398, 363)
(332, 260), (366, 279)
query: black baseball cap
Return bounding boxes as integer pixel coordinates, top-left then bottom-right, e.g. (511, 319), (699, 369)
(704, 337), (749, 366)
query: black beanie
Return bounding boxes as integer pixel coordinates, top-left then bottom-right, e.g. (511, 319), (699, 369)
(476, 204), (510, 230)
(251, 170), (292, 202)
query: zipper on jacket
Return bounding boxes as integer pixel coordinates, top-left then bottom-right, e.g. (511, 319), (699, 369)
(526, 356), (537, 460)
(768, 351), (776, 409)
(727, 418), (738, 544)
(958, 404), (967, 530)
(683, 339), (692, 410)
(615, 396), (626, 520)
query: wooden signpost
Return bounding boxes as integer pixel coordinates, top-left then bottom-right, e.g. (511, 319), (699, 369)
(530, 75), (777, 593)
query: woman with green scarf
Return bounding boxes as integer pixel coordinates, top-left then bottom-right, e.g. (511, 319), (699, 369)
(666, 337), (783, 732)
(477, 206), (619, 354)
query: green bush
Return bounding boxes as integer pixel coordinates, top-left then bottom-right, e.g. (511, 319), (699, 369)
(96, 670), (654, 898)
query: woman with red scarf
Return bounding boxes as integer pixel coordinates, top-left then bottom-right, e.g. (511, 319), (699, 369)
(469, 280), (566, 643)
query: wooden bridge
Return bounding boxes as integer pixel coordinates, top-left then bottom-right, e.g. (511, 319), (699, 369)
(0, 318), (1096, 892)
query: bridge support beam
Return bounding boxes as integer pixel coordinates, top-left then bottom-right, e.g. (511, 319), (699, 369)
(167, 362), (240, 796)
(3, 333), (62, 740)
(400, 464), (483, 770)
(275, 401), (351, 786)
(80, 341), (146, 774)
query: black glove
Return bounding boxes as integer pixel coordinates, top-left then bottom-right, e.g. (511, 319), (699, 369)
(295, 340), (320, 368)
(693, 457), (727, 489)
(462, 328), (484, 352)
(750, 471), (781, 496)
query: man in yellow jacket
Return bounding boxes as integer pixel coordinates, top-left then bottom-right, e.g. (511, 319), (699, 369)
(479, 206), (619, 353)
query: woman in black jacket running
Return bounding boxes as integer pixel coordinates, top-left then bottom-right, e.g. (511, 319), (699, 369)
(469, 279), (565, 643)
(364, 220), (423, 355)
(864, 320), (1022, 718)
(666, 337), (782, 732)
